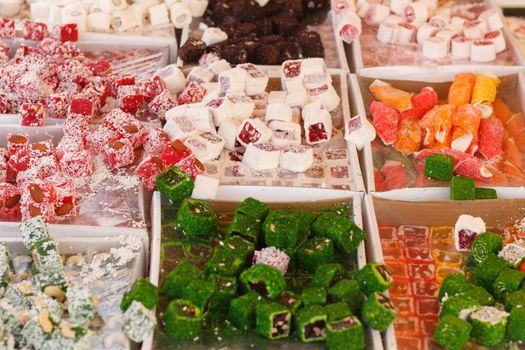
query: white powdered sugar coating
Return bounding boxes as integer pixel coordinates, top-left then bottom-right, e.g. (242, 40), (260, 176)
(498, 242), (525, 266)
(470, 306), (509, 325)
(253, 247), (290, 275)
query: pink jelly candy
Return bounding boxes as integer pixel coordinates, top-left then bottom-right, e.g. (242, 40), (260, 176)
(86, 59), (112, 77)
(134, 155), (164, 190)
(118, 85), (145, 114)
(0, 18), (15, 39)
(178, 82), (207, 105)
(148, 89), (178, 118)
(478, 118), (504, 160)
(63, 114), (90, 140)
(399, 87), (438, 121)
(22, 20), (48, 41)
(160, 140), (193, 167)
(370, 101), (399, 145)
(103, 138), (135, 169)
(60, 150), (93, 178)
(68, 96), (94, 117)
(110, 73), (135, 96)
(144, 127), (170, 157)
(20, 182), (57, 222)
(7, 134), (29, 157)
(21, 103), (46, 127)
(44, 94), (68, 119)
(85, 127), (118, 155)
(0, 183), (21, 218)
(381, 161), (409, 190)
(141, 76), (166, 103)
(54, 136), (84, 161)
(52, 23), (78, 42)
(103, 108), (135, 130)
(116, 121), (146, 149)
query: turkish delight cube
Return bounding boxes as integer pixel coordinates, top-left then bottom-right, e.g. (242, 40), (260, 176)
(123, 300), (157, 342)
(239, 264), (286, 299)
(144, 127), (170, 157)
(148, 89), (178, 119)
(355, 262), (394, 295)
(0, 183), (21, 218)
(67, 285), (97, 325)
(121, 278), (158, 311)
(156, 165), (194, 202)
(23, 20), (48, 41)
(135, 155), (164, 190)
(361, 292), (396, 332)
(163, 299), (202, 341)
(0, 18), (15, 39)
(103, 139), (135, 169)
(20, 182), (57, 222)
(295, 304), (328, 343)
(433, 315), (472, 350)
(255, 302), (291, 339)
(63, 114), (90, 139)
(59, 150), (93, 178)
(118, 85), (145, 114)
(68, 96), (94, 118)
(160, 140), (193, 167)
(178, 81), (207, 105)
(116, 121), (146, 149)
(6, 133), (28, 157)
(52, 23), (78, 42)
(85, 126), (118, 154)
(176, 198), (218, 239)
(21, 103), (46, 127)
(44, 94), (68, 119)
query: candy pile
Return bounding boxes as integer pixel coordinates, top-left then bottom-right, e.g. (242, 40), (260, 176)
(364, 72), (525, 191)
(354, 0), (506, 62)
(433, 231), (525, 348)
(179, 0), (327, 65)
(156, 195), (394, 349)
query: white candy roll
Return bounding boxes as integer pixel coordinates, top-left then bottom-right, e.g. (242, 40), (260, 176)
(164, 115), (198, 140)
(149, 3), (170, 26)
(0, 0), (21, 17)
(301, 58), (327, 76)
(238, 63), (268, 96)
(87, 12), (111, 32)
(208, 59), (231, 79)
(435, 28), (456, 44)
(365, 4), (390, 26)
(303, 74), (332, 90)
(280, 145), (314, 172)
(268, 91), (288, 104)
(62, 3), (87, 31)
(429, 15), (448, 28)
(188, 106), (215, 133)
(404, 1), (428, 24)
(281, 60), (305, 92)
(450, 16), (466, 26)
(451, 36), (472, 59)
(483, 30), (506, 53)
(243, 143), (280, 172)
(422, 36), (448, 59)
(304, 109), (333, 145)
(332, 0), (356, 17)
(31, 2), (49, 22)
(218, 118), (241, 150)
(357, 1), (370, 18)
(285, 91), (308, 109)
(228, 95), (255, 121)
(200, 132), (226, 161)
(396, 22), (416, 43)
(219, 68), (247, 95)
(479, 9), (504, 31)
(337, 14), (362, 44)
(111, 0), (127, 10)
(390, 0), (410, 16)
(49, 5), (63, 25)
(307, 84), (340, 112)
(130, 4), (148, 27)
(191, 175), (219, 200)
(155, 64), (186, 94)
(97, 0), (114, 13)
(266, 103), (293, 123)
(187, 66), (214, 84)
(445, 24), (463, 35)
(111, 9), (138, 32)
(187, 0), (208, 17)
(377, 22), (399, 44)
(269, 121), (301, 148)
(464, 20), (488, 40)
(202, 27), (228, 46)
(236, 119), (273, 147)
(302, 100), (324, 120)
(184, 135), (215, 163)
(170, 3), (192, 29)
(470, 40), (496, 62)
(384, 14), (404, 26)
(416, 23), (439, 45)
(344, 115), (376, 151)
(135, 0), (160, 7)
(165, 105), (189, 121)
(206, 98), (233, 126)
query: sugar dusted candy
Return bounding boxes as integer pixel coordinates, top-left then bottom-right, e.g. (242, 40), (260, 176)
(498, 243), (525, 268)
(478, 118), (503, 160)
(20, 182), (57, 222)
(135, 155), (163, 190)
(361, 292), (396, 332)
(44, 94), (68, 119)
(403, 1), (428, 23)
(154, 64), (186, 94)
(148, 89), (178, 119)
(63, 114), (89, 140)
(123, 300), (157, 342)
(423, 36), (448, 60)
(424, 153), (454, 180)
(313, 212), (365, 255)
(85, 126), (118, 155)
(370, 80), (413, 112)
(202, 27), (227, 46)
(219, 118), (241, 151)
(191, 174), (219, 200)
(219, 68), (247, 95)
(507, 308), (525, 342)
(52, 23), (78, 42)
(279, 145), (313, 172)
(164, 115), (198, 141)
(345, 115), (376, 151)
(355, 262), (393, 295)
(104, 108), (135, 131)
(270, 121), (301, 148)
(243, 143), (280, 172)
(206, 97), (233, 126)
(1, 183), (21, 219)
(469, 306), (508, 346)
(327, 315), (365, 350)
(303, 102), (332, 145)
(103, 138), (135, 169)
(479, 9), (504, 31)
(160, 140), (192, 167)
(187, 105), (215, 133)
(187, 66), (214, 85)
(470, 40), (496, 63)
(337, 11), (362, 44)
(307, 83), (340, 112)
(23, 20), (48, 41)
(454, 214), (486, 251)
(237, 119), (273, 147)
(281, 59), (304, 92)
(59, 150), (93, 178)
(433, 315), (472, 350)
(229, 95), (255, 121)
(178, 81), (207, 105)
(184, 132), (225, 162)
(21, 103), (46, 127)
(238, 63), (269, 96)
(241, 264), (286, 300)
(253, 247), (290, 276)
(0, 17), (14, 39)
(266, 103), (293, 123)
(255, 302), (291, 340)
(117, 121), (146, 149)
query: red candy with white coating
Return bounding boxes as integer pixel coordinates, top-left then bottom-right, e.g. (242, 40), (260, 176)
(63, 114), (90, 139)
(160, 140), (193, 167)
(144, 128), (170, 157)
(7, 134), (29, 157)
(59, 150), (93, 178)
(0, 183), (21, 218)
(177, 156), (204, 180)
(68, 96), (94, 117)
(20, 182), (57, 222)
(103, 138), (135, 169)
(104, 108), (135, 130)
(370, 101), (399, 145)
(44, 94), (68, 119)
(148, 89), (178, 118)
(20, 103), (46, 126)
(85, 127), (118, 154)
(178, 82), (207, 105)
(134, 155), (164, 190)
(52, 23), (78, 42)
(116, 121), (146, 149)
(22, 20), (48, 41)
(118, 85), (145, 114)
(0, 18), (15, 39)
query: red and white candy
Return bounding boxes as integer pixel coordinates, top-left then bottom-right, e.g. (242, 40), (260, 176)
(236, 119), (272, 147)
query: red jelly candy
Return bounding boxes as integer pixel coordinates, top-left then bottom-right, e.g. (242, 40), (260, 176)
(110, 73), (135, 96)
(86, 59), (112, 77)
(0, 43), (9, 55)
(116, 121), (146, 149)
(21, 103), (46, 127)
(177, 156), (204, 180)
(104, 108), (135, 130)
(478, 118), (504, 161)
(399, 87), (438, 121)
(0, 18), (15, 39)
(85, 127), (118, 155)
(160, 140), (192, 167)
(308, 123), (328, 143)
(148, 89), (178, 118)
(7, 134), (29, 157)
(31, 155), (59, 179)
(7, 149), (31, 182)
(238, 121), (262, 145)
(14, 44), (32, 60)
(0, 159), (6, 184)
(178, 82), (207, 105)
(117, 85), (145, 114)
(53, 175), (77, 217)
(52, 23), (78, 42)
(144, 127), (170, 157)
(68, 96), (94, 117)
(370, 101), (399, 145)
(374, 167), (386, 192)
(381, 161), (409, 190)
(141, 76), (166, 103)
(21, 182), (57, 222)
(0, 183), (21, 218)
(36, 37), (61, 55)
(134, 155), (164, 190)
(30, 141), (53, 159)
(54, 136), (84, 160)
(59, 150), (93, 178)
(64, 114), (90, 139)
(103, 138), (135, 169)
(44, 94), (68, 119)
(22, 20), (48, 41)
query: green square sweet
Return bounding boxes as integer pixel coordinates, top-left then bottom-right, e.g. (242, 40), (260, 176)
(424, 154), (454, 180)
(205, 236), (254, 277)
(475, 187), (497, 200)
(176, 198), (217, 239)
(207, 274), (237, 315)
(361, 292), (396, 332)
(439, 294), (480, 319)
(504, 290), (525, 311)
(295, 211), (317, 245)
(355, 262), (394, 295)
(228, 291), (262, 330)
(120, 278), (158, 311)
(163, 261), (203, 300)
(473, 254), (508, 293)
(297, 237), (335, 273)
(182, 279), (216, 312)
(294, 305), (327, 343)
(227, 213), (261, 244)
(438, 273), (472, 301)
(156, 166), (194, 203)
(470, 306), (508, 346)
(263, 210), (299, 251)
(493, 268), (525, 301)
(432, 315), (472, 350)
(312, 212), (365, 254)
(277, 291), (302, 313)
(327, 316), (365, 350)
(463, 286), (495, 306)
(311, 263), (345, 288)
(239, 264), (286, 300)
(507, 307), (525, 341)
(471, 232), (503, 265)
(255, 302), (291, 339)
(328, 279), (363, 314)
(236, 197), (269, 221)
(325, 302), (352, 322)
(163, 299), (203, 340)
(450, 176), (475, 200)
(301, 287), (327, 306)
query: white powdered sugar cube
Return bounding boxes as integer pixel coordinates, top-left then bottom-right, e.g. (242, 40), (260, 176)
(202, 27), (228, 46)
(268, 91), (288, 104)
(187, 66), (214, 84)
(285, 91), (309, 108)
(184, 132), (225, 162)
(303, 73), (332, 90)
(154, 64), (186, 94)
(228, 95), (255, 121)
(280, 144), (314, 172)
(206, 97), (234, 126)
(163, 115), (198, 140)
(218, 118), (241, 151)
(344, 115), (377, 151)
(238, 63), (269, 96)
(498, 243), (525, 267)
(208, 59), (231, 79)
(243, 142), (280, 171)
(281, 59), (305, 92)
(253, 247), (290, 275)
(123, 301), (157, 343)
(165, 104), (189, 122)
(300, 57), (327, 75)
(265, 103), (293, 123)
(219, 68), (247, 95)
(192, 174), (220, 200)
(269, 120), (301, 148)
(187, 105), (216, 133)
(307, 83), (340, 112)
(303, 108), (332, 145)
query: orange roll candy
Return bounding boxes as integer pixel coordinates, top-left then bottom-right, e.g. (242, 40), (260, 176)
(448, 73), (476, 107)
